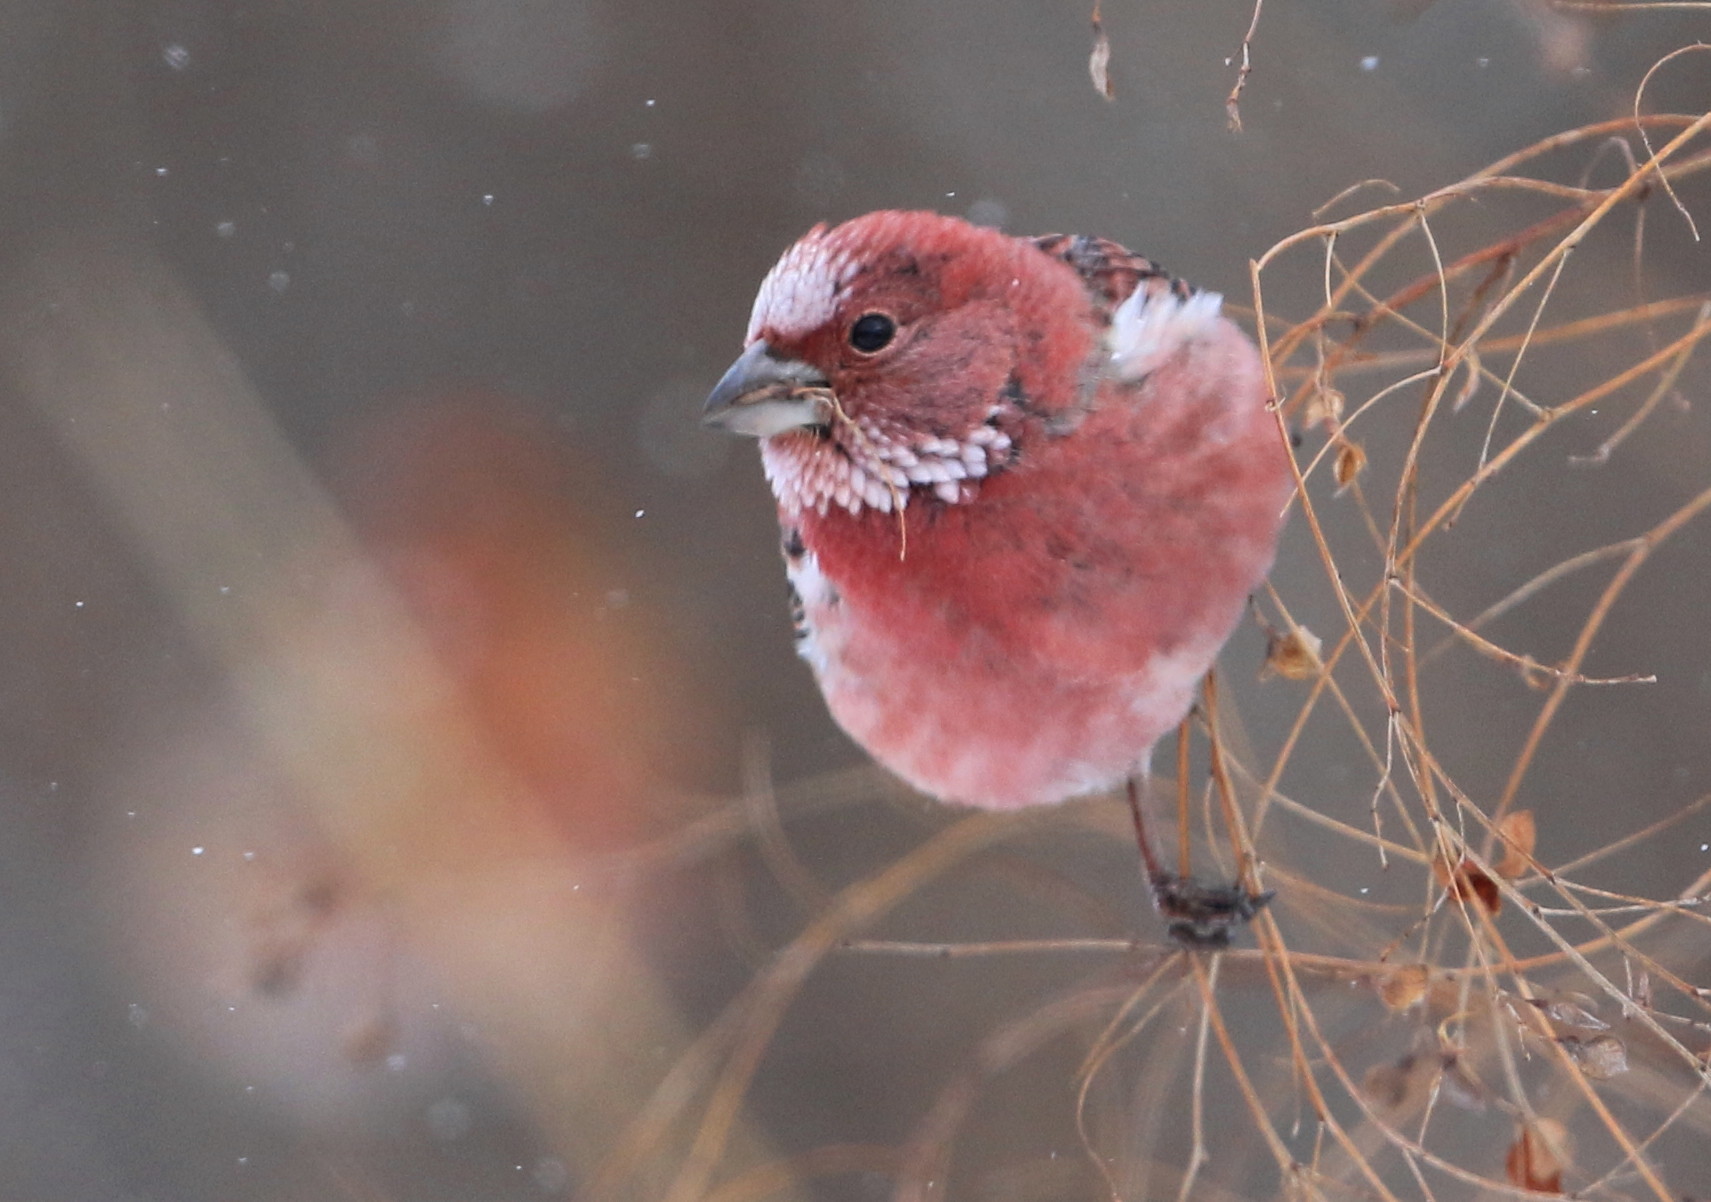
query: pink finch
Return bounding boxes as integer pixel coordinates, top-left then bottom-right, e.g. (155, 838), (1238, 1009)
(705, 211), (1293, 943)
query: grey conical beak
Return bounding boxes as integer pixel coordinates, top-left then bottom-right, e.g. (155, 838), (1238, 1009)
(702, 340), (835, 438)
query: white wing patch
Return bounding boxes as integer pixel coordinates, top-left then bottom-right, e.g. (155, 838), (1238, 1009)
(787, 548), (834, 674)
(747, 228), (860, 343)
(1107, 283), (1226, 382)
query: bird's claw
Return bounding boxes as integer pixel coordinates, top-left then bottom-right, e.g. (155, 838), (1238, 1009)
(1149, 872), (1273, 950)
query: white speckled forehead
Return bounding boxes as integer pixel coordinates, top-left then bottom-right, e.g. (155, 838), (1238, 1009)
(746, 225), (861, 343)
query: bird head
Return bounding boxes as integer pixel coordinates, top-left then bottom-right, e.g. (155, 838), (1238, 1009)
(703, 211), (1098, 515)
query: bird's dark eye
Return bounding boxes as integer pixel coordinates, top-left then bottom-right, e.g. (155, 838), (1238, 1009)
(848, 313), (896, 353)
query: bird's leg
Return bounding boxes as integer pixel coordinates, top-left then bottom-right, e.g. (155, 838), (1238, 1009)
(1126, 722), (1273, 950)
(1125, 774), (1168, 882)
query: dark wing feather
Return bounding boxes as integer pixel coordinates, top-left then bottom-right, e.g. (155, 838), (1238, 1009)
(1029, 233), (1195, 326)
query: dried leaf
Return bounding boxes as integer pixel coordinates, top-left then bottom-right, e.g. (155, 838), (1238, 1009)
(1262, 624), (1322, 681)
(1505, 1118), (1568, 1193)
(1495, 809), (1537, 878)
(1434, 854), (1501, 914)
(1378, 964), (1430, 1011)
(1464, 866), (1500, 913)
(1302, 386), (1345, 428)
(1088, 18), (1114, 100)
(1333, 439), (1366, 493)
(1561, 1033), (1628, 1079)
(1541, 992), (1608, 1032)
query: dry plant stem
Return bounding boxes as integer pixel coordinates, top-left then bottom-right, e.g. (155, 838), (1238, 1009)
(1544, 876), (1711, 922)
(1313, 177), (1403, 221)
(1479, 114), (1704, 179)
(1255, 331), (1409, 787)
(1274, 111), (1709, 298)
(1511, 859), (1711, 1032)
(1390, 577), (1657, 686)
(895, 983), (1141, 1202)
(1201, 672), (1265, 897)
(1074, 961), (1188, 1201)
(1308, 205), (1565, 404)
(1341, 311), (1704, 817)
(1250, 577), (1395, 843)
(1075, 958), (1185, 1084)
(1489, 482), (1711, 832)
(661, 811), (1029, 1202)
(1294, 366), (1443, 492)
(825, 389), (909, 559)
(1400, 312), (1711, 571)
(1259, 113), (1711, 417)
(845, 937), (1157, 957)
(1250, 582), (1432, 861)
(1408, 748), (1711, 1055)
(1414, 538), (1640, 670)
(1589, 1086), (1711, 1200)
(843, 933), (1710, 990)
(1410, 750), (1711, 996)
(1398, 111), (1711, 397)
(1224, 0), (1262, 133)
(1197, 946), (1411, 1202)
(591, 809), (1029, 1202)
(1372, 714), (1399, 869)
(1307, 294), (1711, 383)
(1374, 212), (1445, 857)
(1455, 908), (1570, 1151)
(713, 838), (774, 971)
(1251, 313), (1711, 895)
(1548, 790), (1711, 878)
(1324, 247), (1546, 421)
(1447, 244), (1519, 351)
(1466, 898), (1677, 1202)
(1634, 46), (1709, 240)
(1399, 483), (1435, 924)
(1571, 299), (1711, 464)
(740, 733), (830, 915)
(1187, 954), (1325, 1190)
(1260, 935), (1574, 1201)
(607, 768), (902, 880)
(1451, 306), (1711, 520)
(1175, 955), (1218, 1202)
(1553, 0), (1711, 6)
(1252, 400), (1711, 1190)
(1198, 774), (1228, 885)
(701, 1145), (905, 1202)
(1475, 251), (1571, 476)
(588, 980), (757, 1200)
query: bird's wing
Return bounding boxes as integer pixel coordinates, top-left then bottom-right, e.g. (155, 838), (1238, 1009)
(1029, 233), (1230, 384)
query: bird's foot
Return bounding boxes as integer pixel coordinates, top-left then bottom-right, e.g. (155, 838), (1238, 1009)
(1148, 872), (1274, 950)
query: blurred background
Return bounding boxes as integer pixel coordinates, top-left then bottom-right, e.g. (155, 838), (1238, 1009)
(2, 1), (1709, 1199)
